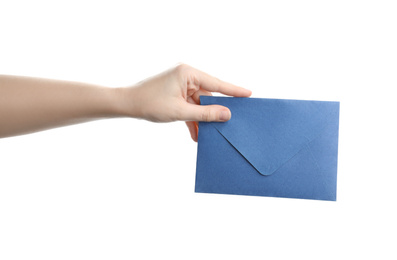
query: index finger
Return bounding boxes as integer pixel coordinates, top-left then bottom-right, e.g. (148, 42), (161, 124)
(193, 68), (252, 97)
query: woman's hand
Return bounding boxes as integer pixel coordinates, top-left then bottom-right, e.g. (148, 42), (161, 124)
(118, 64), (252, 141)
(0, 64), (251, 140)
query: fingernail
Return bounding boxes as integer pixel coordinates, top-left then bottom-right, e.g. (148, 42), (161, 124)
(219, 110), (231, 121)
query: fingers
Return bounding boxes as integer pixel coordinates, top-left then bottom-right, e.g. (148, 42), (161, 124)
(185, 121), (198, 142)
(180, 103), (231, 122)
(185, 89), (211, 142)
(193, 68), (252, 97)
(191, 89), (212, 104)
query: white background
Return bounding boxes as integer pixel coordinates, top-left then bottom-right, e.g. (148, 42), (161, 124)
(1, 0), (396, 259)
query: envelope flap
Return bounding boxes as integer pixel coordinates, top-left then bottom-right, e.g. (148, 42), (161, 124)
(200, 96), (339, 176)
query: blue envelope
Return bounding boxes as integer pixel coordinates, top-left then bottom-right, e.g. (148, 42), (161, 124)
(195, 96), (340, 201)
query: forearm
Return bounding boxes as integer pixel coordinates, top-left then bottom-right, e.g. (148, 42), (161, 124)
(0, 75), (127, 138)
(0, 65), (251, 141)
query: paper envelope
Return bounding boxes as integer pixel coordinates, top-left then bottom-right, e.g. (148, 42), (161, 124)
(195, 96), (340, 201)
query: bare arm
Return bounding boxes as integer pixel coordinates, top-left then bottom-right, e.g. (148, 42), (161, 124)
(0, 64), (251, 140)
(0, 75), (124, 138)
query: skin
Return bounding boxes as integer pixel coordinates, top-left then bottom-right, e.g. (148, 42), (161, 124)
(0, 64), (251, 141)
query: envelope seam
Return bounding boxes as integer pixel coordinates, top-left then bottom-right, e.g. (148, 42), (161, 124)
(212, 125), (265, 177)
(271, 111), (338, 174)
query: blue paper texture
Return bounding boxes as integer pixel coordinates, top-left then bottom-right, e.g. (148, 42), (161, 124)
(195, 96), (340, 201)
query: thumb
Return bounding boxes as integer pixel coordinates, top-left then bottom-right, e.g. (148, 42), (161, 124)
(180, 103), (232, 122)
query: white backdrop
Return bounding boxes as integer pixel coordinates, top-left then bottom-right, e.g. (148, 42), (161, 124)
(1, 1), (396, 259)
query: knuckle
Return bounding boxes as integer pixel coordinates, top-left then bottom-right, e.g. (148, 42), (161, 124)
(201, 107), (213, 122)
(174, 63), (189, 75)
(213, 77), (222, 91)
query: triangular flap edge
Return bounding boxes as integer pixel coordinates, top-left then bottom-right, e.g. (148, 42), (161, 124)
(212, 126), (274, 176)
(210, 107), (339, 177)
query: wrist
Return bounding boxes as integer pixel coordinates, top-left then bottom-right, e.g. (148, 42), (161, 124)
(113, 86), (140, 118)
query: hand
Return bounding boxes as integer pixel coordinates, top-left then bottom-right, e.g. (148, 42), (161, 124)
(0, 64), (250, 139)
(118, 64), (252, 141)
